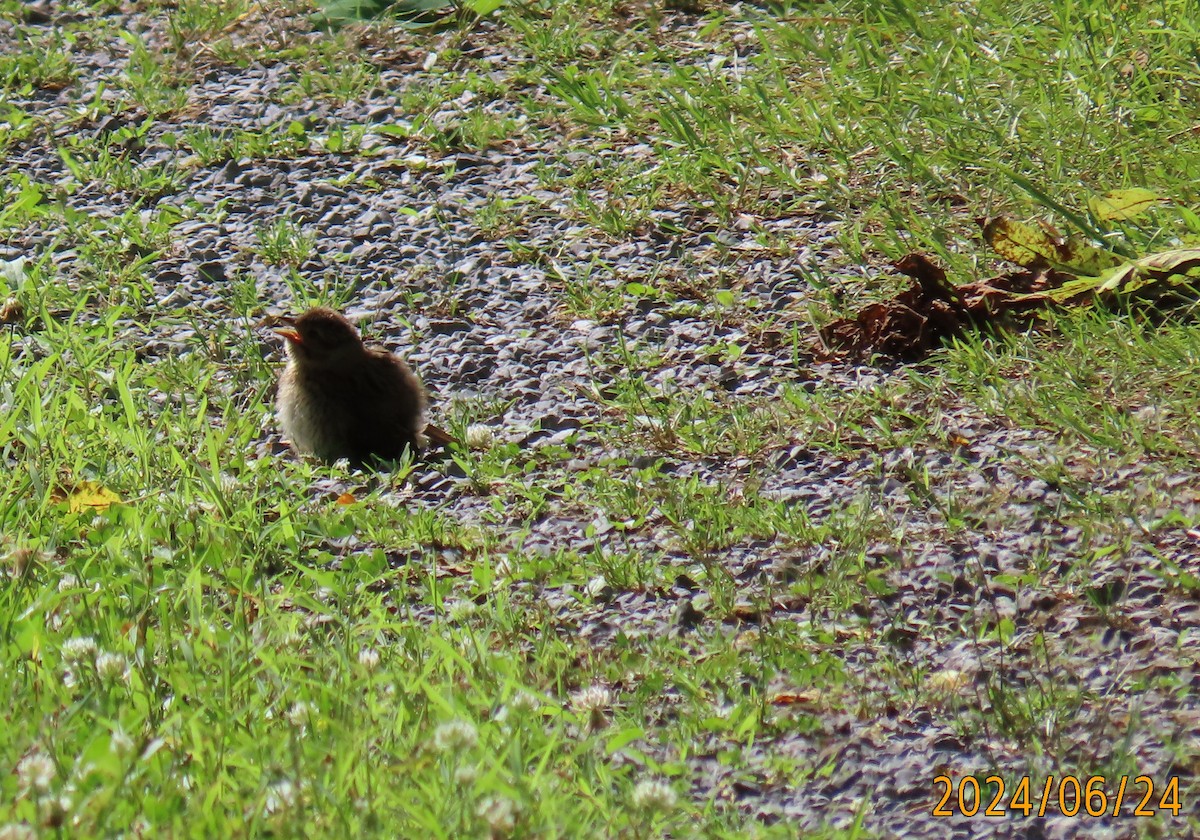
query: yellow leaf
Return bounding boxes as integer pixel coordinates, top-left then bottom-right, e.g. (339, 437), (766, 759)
(1087, 188), (1164, 221)
(1049, 247), (1200, 303)
(982, 216), (1121, 276)
(66, 481), (122, 513)
(0, 297), (22, 325)
(1098, 248), (1200, 294)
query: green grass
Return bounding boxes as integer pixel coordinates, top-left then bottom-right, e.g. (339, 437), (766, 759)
(254, 216), (318, 267)
(2, 0), (1199, 836)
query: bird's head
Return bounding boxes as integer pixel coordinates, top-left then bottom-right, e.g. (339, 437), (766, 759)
(275, 307), (366, 368)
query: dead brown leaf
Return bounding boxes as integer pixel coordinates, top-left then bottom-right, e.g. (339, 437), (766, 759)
(819, 253), (1079, 362)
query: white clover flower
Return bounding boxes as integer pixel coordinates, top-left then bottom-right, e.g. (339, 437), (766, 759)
(631, 779), (678, 813)
(0, 823), (35, 840)
(571, 684), (613, 730)
(286, 702), (316, 728)
(37, 795), (70, 827)
(509, 691), (539, 713)
(453, 764), (478, 786)
(431, 720), (478, 753)
(476, 796), (516, 834)
(570, 684), (612, 714)
(218, 473), (240, 496)
(110, 727), (135, 756)
(184, 502), (214, 523)
(263, 780), (297, 815)
(57, 574), (78, 592)
(16, 753), (54, 792)
(496, 690), (540, 724)
(61, 637), (97, 664)
(464, 424), (494, 450)
(95, 652), (129, 684)
(357, 647), (381, 671)
(445, 600), (477, 622)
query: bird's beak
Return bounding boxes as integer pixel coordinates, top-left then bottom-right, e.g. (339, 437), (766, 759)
(274, 326), (302, 344)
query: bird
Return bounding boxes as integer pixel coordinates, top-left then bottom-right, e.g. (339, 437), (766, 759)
(275, 307), (430, 468)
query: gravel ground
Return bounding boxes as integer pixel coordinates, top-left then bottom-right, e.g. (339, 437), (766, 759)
(3, 4), (1198, 838)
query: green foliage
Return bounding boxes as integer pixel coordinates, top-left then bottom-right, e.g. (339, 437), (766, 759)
(313, 0), (505, 29)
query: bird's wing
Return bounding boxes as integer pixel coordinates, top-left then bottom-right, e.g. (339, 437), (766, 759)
(422, 423), (457, 448)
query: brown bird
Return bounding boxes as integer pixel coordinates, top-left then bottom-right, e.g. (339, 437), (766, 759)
(275, 307), (427, 468)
